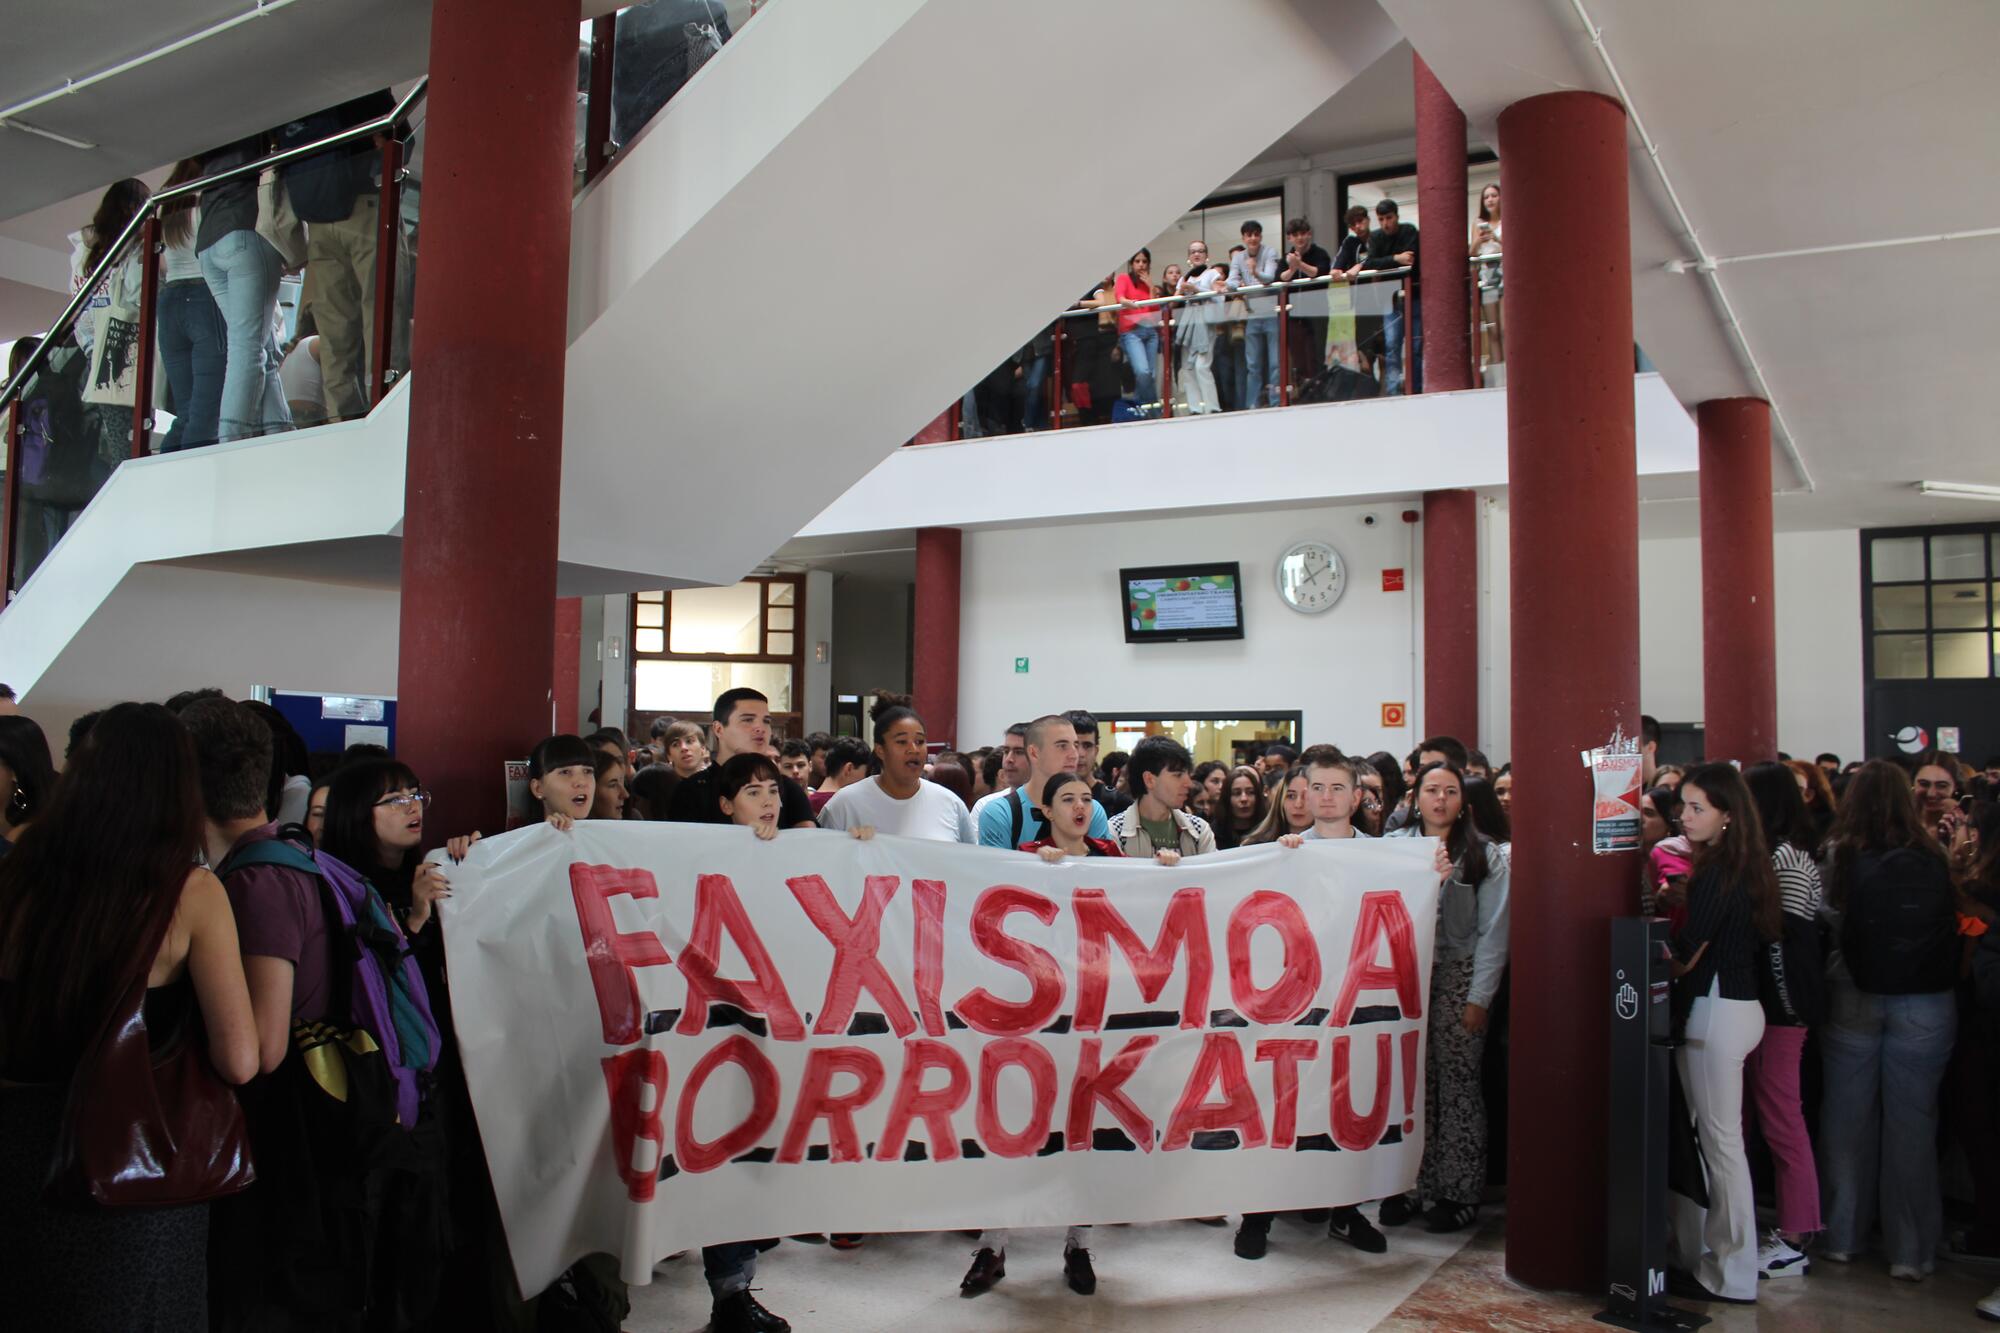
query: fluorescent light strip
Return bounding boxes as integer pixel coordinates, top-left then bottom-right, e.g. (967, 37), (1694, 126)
(1, 119), (98, 150)
(1916, 481), (2000, 502)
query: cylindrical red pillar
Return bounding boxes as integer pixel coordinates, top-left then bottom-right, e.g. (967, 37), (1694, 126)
(1422, 489), (1479, 742)
(1499, 91), (1639, 1294)
(1415, 53), (1471, 393)
(1698, 398), (1777, 763)
(396, 0), (576, 836)
(912, 527), (963, 747)
(553, 596), (583, 736)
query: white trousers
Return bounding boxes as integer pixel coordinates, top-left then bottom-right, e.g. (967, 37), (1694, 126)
(1671, 983), (1767, 1301)
(1182, 343), (1220, 413)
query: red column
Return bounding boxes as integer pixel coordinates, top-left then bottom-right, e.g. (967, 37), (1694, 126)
(1415, 53), (1471, 393)
(1498, 91), (1638, 1294)
(396, 0), (576, 835)
(1698, 398), (1778, 763)
(912, 527), (962, 746)
(1422, 489), (1479, 742)
(553, 596), (583, 735)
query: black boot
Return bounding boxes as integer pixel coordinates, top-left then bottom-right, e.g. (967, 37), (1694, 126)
(1234, 1213), (1272, 1260)
(711, 1288), (790, 1333)
(1064, 1244), (1097, 1295)
(960, 1247), (1006, 1296)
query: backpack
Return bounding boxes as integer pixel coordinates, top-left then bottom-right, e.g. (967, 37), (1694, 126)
(1758, 912), (1826, 1027)
(18, 339), (98, 507)
(209, 836), (447, 1327)
(1839, 846), (1959, 995)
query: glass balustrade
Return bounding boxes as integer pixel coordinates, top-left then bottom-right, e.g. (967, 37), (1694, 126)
(0, 2), (769, 597)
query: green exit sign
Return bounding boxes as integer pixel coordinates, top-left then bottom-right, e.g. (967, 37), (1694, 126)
(1014, 657), (1030, 674)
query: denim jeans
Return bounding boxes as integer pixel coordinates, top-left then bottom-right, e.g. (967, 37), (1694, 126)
(156, 280), (227, 452)
(1020, 352), (1049, 431)
(1243, 316), (1278, 407)
(1818, 985), (1956, 1267)
(1118, 324), (1158, 414)
(702, 1241), (760, 1297)
(1384, 300), (1424, 395)
(199, 229), (292, 443)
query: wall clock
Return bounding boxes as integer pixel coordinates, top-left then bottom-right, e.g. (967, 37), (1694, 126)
(1275, 540), (1346, 614)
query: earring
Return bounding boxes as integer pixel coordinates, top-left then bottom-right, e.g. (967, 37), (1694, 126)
(6, 787), (26, 818)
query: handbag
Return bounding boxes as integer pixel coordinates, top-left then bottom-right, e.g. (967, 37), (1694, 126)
(80, 278), (141, 408)
(256, 166), (308, 271)
(41, 910), (256, 1209)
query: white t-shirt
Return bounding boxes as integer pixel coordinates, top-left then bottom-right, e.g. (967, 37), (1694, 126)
(818, 776), (976, 844)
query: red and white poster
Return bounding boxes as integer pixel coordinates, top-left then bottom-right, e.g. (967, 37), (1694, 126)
(439, 825), (1440, 1291)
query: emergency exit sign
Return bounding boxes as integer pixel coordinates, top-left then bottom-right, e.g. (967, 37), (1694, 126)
(1014, 657), (1030, 673)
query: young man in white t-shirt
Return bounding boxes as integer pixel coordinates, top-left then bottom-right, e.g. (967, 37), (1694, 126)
(1295, 755), (1373, 842)
(816, 706), (974, 844)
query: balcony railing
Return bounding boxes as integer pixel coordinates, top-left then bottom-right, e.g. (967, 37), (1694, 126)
(0, 1), (766, 599)
(918, 253), (1507, 443)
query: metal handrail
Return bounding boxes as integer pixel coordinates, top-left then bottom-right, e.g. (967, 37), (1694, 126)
(0, 78), (428, 415)
(1057, 265), (1422, 322)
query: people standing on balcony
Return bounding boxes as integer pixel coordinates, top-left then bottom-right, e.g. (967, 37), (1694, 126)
(1065, 278), (1121, 427)
(1280, 217), (1332, 397)
(1016, 325), (1054, 433)
(1226, 221), (1282, 407)
(70, 178), (151, 475)
(1470, 183), (1504, 374)
(1359, 199), (1420, 394)
(1174, 243), (1223, 415)
(197, 131), (294, 443)
(277, 90), (398, 423)
(155, 159), (228, 454)
(1114, 249), (1163, 417)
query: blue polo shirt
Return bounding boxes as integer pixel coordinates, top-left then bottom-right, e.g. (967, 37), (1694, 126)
(977, 787), (1110, 849)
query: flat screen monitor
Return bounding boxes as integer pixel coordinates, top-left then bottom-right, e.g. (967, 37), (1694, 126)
(1119, 563), (1245, 643)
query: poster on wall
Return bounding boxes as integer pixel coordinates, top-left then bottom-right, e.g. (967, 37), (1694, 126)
(438, 825), (1442, 1292)
(1585, 730), (1644, 855)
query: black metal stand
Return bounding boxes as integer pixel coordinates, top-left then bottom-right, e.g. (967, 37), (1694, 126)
(1595, 917), (1710, 1332)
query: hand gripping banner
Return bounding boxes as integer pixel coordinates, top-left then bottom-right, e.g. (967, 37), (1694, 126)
(438, 824), (1440, 1291)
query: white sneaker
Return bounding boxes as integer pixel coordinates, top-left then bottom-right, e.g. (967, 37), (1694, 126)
(1889, 1263), (1927, 1283)
(1977, 1284), (2000, 1321)
(1758, 1231), (1810, 1280)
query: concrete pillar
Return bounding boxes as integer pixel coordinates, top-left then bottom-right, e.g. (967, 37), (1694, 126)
(1415, 52), (1471, 393)
(1497, 89), (1640, 1294)
(395, 0), (576, 833)
(911, 527), (962, 746)
(1698, 398), (1778, 763)
(1423, 489), (1480, 743)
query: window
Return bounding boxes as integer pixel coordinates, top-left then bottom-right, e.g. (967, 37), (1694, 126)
(1863, 525), (2000, 681)
(629, 577), (805, 735)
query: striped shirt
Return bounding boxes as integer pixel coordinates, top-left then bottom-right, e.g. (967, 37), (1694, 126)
(1773, 843), (1822, 920)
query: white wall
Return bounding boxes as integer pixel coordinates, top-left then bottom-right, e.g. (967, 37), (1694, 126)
(1636, 528), (1864, 760)
(958, 501), (1426, 756)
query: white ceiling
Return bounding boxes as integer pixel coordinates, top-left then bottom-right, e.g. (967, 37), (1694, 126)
(1378, 0), (2000, 536)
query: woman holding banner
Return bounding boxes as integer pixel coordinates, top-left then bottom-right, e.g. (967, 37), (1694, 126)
(1384, 761), (1511, 1235)
(960, 771), (1183, 1300)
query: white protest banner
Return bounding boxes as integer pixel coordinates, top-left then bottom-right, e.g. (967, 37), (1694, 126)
(439, 824), (1439, 1292)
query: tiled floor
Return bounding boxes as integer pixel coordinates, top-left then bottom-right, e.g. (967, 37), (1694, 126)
(628, 1213), (2000, 1331)
(1379, 1219), (1997, 1332)
(627, 1214), (1476, 1331)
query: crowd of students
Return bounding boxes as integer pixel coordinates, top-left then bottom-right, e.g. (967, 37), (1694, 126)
(2, 676), (1998, 1328)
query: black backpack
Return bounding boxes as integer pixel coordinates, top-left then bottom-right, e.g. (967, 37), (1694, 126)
(1840, 846), (1959, 995)
(1759, 912), (1826, 1028)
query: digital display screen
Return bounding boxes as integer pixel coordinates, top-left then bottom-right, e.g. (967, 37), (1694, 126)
(1119, 563), (1245, 643)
